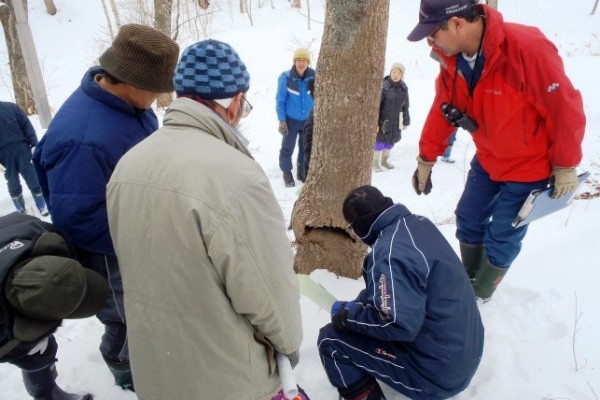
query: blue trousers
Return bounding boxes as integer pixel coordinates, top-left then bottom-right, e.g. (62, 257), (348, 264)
(318, 324), (442, 400)
(0, 142), (42, 198)
(455, 156), (548, 267)
(279, 118), (306, 172)
(78, 250), (129, 362)
(443, 129), (458, 158)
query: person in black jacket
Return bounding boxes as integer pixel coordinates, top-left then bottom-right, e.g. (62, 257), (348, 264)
(0, 212), (107, 399)
(0, 102), (48, 215)
(373, 63), (410, 172)
(318, 186), (483, 400)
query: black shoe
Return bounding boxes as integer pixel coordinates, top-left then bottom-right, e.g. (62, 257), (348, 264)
(22, 363), (93, 400)
(338, 375), (386, 400)
(283, 171), (295, 187)
(296, 166), (306, 182)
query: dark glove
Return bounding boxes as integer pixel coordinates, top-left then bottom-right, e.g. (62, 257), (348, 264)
(287, 350), (300, 369)
(278, 121), (288, 136)
(550, 167), (578, 199)
(412, 156), (435, 195)
(331, 301), (354, 332)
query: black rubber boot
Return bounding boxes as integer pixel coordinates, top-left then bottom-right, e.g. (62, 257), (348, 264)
(102, 355), (134, 391)
(472, 257), (509, 302)
(22, 363), (93, 400)
(283, 171), (295, 187)
(459, 242), (486, 281)
(338, 375), (386, 400)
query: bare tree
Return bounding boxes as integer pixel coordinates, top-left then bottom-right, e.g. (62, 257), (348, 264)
(154, 0), (174, 108)
(0, 0), (36, 113)
(592, 0), (599, 15)
(292, 0), (390, 278)
(44, 0), (57, 15)
(100, 0), (116, 39)
(109, 0), (122, 28)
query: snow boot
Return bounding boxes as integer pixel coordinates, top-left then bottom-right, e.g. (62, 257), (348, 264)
(372, 152), (383, 172)
(22, 363), (92, 400)
(271, 385), (310, 399)
(459, 242), (485, 281)
(441, 156), (455, 163)
(338, 375), (386, 400)
(102, 355), (134, 391)
(380, 150), (395, 169)
(296, 164), (306, 183)
(33, 192), (49, 216)
(472, 258), (509, 302)
(283, 171), (295, 188)
(12, 194), (26, 213)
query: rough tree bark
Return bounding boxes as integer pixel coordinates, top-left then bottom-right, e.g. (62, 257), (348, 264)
(0, 0), (36, 114)
(292, 0), (389, 278)
(198, 0), (210, 9)
(290, 0), (301, 8)
(44, 0), (57, 15)
(154, 0), (174, 108)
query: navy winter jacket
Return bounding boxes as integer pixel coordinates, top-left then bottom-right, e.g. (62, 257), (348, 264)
(0, 102), (38, 150)
(276, 66), (315, 122)
(377, 77), (410, 144)
(32, 67), (158, 255)
(347, 204), (484, 395)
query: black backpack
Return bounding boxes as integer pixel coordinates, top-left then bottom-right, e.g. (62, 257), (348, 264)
(0, 212), (77, 362)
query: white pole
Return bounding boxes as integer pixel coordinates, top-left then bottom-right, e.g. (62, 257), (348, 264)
(276, 353), (299, 399)
(12, 0), (52, 128)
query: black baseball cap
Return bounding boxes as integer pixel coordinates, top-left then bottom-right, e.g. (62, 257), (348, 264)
(407, 0), (475, 42)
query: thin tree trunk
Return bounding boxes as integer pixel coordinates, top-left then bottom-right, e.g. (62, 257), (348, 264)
(592, 0), (599, 15)
(154, 0), (174, 108)
(100, 0), (115, 39)
(293, 0), (390, 278)
(305, 0), (310, 30)
(108, 0), (121, 28)
(0, 0), (36, 113)
(44, 0), (57, 15)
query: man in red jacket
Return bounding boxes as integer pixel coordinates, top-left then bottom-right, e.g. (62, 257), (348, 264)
(407, 0), (585, 301)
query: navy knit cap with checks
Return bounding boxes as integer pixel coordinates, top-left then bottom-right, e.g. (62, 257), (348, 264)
(174, 39), (250, 100)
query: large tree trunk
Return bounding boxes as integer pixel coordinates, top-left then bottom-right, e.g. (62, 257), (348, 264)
(154, 0), (174, 108)
(44, 0), (57, 15)
(292, 0), (389, 278)
(0, 0), (36, 114)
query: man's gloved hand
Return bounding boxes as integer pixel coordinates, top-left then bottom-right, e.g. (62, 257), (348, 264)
(412, 156), (435, 195)
(278, 121), (288, 136)
(331, 301), (355, 332)
(551, 167), (579, 199)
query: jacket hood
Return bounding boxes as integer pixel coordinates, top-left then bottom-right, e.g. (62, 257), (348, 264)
(163, 97), (253, 159)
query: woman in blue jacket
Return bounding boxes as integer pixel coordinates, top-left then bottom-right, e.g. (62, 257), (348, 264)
(318, 185), (484, 400)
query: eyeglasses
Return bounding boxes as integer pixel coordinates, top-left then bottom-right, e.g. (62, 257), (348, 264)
(241, 95), (253, 118)
(427, 25), (442, 42)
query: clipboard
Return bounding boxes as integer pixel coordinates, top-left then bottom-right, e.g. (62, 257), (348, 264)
(512, 171), (590, 228)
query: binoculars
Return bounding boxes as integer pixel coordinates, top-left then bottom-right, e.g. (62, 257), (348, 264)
(441, 102), (479, 132)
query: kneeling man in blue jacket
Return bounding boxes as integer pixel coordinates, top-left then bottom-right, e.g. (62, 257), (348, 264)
(318, 185), (484, 400)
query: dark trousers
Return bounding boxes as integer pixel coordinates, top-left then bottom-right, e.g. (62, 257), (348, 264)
(78, 250), (129, 362)
(279, 118), (306, 172)
(455, 156), (548, 267)
(318, 324), (443, 400)
(0, 142), (42, 198)
(9, 335), (58, 371)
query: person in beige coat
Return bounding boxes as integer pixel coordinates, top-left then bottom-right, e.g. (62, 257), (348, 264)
(106, 40), (305, 400)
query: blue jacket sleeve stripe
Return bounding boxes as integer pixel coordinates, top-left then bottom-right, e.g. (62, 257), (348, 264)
(401, 218), (431, 278)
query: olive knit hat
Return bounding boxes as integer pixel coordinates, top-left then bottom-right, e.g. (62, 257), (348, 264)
(99, 24), (180, 93)
(293, 47), (311, 64)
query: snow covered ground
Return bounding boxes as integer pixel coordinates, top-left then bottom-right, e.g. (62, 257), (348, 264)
(1, 1), (599, 398)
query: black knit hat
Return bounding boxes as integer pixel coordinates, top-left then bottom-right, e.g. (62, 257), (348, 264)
(174, 39), (250, 99)
(6, 256), (108, 342)
(343, 185), (394, 238)
(99, 24), (180, 92)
